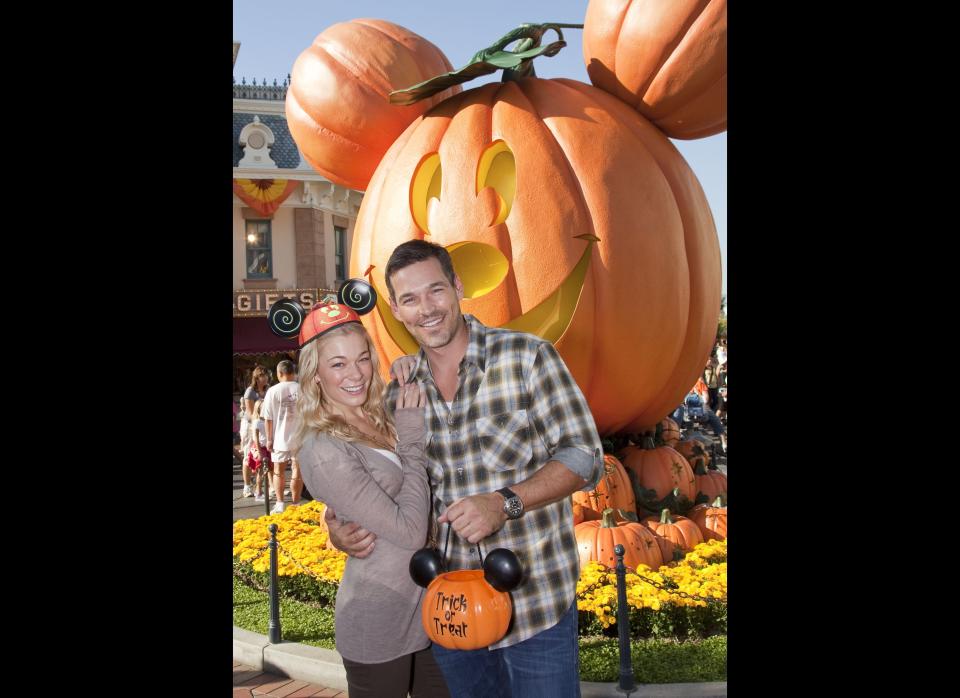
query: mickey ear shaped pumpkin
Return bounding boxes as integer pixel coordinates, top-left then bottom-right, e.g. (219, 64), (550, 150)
(582, 0), (727, 139)
(285, 19), (462, 191)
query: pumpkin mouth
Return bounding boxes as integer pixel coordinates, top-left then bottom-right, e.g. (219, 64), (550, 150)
(365, 234), (599, 355)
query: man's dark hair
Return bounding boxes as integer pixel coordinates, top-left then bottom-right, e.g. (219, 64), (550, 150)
(384, 239), (457, 300)
(276, 360), (296, 376)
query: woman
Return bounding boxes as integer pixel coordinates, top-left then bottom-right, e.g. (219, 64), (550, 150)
(291, 301), (449, 698)
(240, 366), (270, 497)
(249, 399), (270, 502)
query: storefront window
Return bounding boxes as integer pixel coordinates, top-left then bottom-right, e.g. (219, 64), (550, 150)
(335, 225), (346, 282)
(246, 220), (272, 279)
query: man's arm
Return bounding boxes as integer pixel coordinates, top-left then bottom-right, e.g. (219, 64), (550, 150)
(440, 461), (586, 543)
(265, 419), (274, 451)
(440, 341), (603, 544)
(325, 506), (376, 558)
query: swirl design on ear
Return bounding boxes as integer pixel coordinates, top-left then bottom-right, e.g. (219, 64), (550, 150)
(337, 278), (377, 315)
(268, 297), (306, 338)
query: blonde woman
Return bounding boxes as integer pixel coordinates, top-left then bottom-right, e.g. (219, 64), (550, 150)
(289, 299), (449, 698)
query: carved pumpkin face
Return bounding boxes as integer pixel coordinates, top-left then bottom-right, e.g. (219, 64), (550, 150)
(350, 77), (721, 434)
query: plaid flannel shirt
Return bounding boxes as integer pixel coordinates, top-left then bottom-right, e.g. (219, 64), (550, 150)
(385, 314), (603, 649)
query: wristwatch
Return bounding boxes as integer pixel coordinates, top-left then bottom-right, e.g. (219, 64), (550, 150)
(496, 487), (524, 520)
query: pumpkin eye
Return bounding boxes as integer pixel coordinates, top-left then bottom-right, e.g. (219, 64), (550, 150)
(476, 140), (515, 227)
(445, 242), (509, 300)
(410, 152), (442, 235)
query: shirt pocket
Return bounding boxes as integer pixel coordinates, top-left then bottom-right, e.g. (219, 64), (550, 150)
(475, 409), (534, 473)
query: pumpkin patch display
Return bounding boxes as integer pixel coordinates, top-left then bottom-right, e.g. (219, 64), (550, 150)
(659, 417), (681, 447)
(572, 454), (636, 517)
(285, 19), (461, 191)
(582, 0), (727, 139)
(642, 508), (704, 553)
(575, 508), (663, 571)
(676, 438), (711, 471)
(686, 496), (727, 541)
(620, 435), (696, 512)
(693, 462), (727, 504)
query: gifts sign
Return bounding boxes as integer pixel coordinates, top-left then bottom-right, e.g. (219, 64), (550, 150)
(410, 526), (523, 650)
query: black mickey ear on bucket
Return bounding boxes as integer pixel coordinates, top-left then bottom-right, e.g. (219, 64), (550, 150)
(268, 297), (307, 338)
(337, 278), (377, 315)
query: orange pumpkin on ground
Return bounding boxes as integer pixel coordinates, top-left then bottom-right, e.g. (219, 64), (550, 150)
(686, 496), (727, 541)
(620, 436), (697, 510)
(350, 73), (721, 435)
(582, 0), (727, 139)
(573, 501), (603, 525)
(575, 508), (663, 571)
(693, 462), (727, 504)
(642, 508), (704, 553)
(286, 19), (461, 191)
(659, 417), (680, 447)
(572, 454), (636, 516)
(421, 569), (512, 650)
(676, 438), (711, 471)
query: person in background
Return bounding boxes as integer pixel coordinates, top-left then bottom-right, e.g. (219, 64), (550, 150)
(240, 366), (270, 497)
(703, 359), (720, 412)
(262, 360), (302, 513)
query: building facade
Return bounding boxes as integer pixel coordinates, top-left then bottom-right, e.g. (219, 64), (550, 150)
(232, 46), (364, 396)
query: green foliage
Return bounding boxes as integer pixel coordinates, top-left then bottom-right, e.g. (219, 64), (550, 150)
(578, 635), (727, 683)
(234, 560), (339, 607)
(233, 578), (336, 649)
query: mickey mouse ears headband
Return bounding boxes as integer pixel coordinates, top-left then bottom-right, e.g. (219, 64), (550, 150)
(267, 278), (377, 349)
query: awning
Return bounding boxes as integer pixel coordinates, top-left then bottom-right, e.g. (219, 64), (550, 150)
(233, 317), (299, 356)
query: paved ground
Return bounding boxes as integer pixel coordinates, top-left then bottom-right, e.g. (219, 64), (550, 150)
(234, 660), (346, 697)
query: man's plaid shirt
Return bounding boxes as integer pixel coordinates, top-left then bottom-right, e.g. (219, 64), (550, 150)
(386, 314), (603, 649)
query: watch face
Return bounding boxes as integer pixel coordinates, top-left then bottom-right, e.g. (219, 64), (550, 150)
(505, 497), (523, 518)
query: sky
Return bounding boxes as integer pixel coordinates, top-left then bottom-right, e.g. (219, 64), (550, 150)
(233, 0), (726, 297)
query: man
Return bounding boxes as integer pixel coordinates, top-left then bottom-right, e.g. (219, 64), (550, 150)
(327, 240), (603, 696)
(261, 360), (303, 513)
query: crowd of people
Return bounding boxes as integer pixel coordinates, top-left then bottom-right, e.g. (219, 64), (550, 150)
(670, 340), (728, 454)
(232, 238), (725, 697)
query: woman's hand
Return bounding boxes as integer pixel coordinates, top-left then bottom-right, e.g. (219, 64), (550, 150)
(389, 355), (418, 385)
(395, 379), (425, 411)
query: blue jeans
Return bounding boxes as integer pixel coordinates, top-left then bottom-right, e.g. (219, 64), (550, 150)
(431, 602), (580, 698)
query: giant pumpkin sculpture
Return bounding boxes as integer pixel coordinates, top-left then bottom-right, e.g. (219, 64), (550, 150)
(289, 18), (723, 435)
(285, 19), (461, 191)
(582, 0), (727, 139)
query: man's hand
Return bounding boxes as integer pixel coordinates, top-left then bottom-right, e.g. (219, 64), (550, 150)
(438, 493), (507, 544)
(324, 506), (376, 558)
(389, 355), (417, 385)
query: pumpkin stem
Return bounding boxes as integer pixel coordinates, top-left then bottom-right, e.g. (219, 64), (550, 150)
(600, 508), (618, 528)
(617, 509), (639, 523)
(712, 495), (727, 508)
(389, 22), (583, 105)
(693, 461), (708, 476)
(659, 508), (673, 525)
(640, 434), (657, 450)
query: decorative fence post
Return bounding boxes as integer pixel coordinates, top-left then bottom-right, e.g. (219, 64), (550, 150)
(614, 544), (635, 695)
(268, 523), (282, 643)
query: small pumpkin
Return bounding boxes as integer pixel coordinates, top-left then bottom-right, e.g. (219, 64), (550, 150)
(572, 454), (637, 517)
(675, 438), (711, 471)
(686, 496), (727, 541)
(421, 569), (513, 650)
(642, 508), (704, 553)
(620, 435), (697, 509)
(286, 19), (461, 190)
(575, 508), (663, 571)
(582, 0), (727, 139)
(659, 417), (680, 447)
(693, 462), (727, 504)
(572, 501), (603, 525)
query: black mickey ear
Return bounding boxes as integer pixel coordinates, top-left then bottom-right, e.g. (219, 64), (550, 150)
(268, 297), (307, 338)
(482, 548), (523, 592)
(337, 278), (377, 315)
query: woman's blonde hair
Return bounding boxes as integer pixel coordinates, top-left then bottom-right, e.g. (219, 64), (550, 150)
(249, 365), (269, 391)
(291, 322), (395, 454)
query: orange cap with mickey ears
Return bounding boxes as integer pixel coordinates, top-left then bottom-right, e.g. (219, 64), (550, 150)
(298, 302), (361, 348)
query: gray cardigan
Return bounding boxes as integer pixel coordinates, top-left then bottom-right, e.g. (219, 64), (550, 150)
(296, 408), (431, 663)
